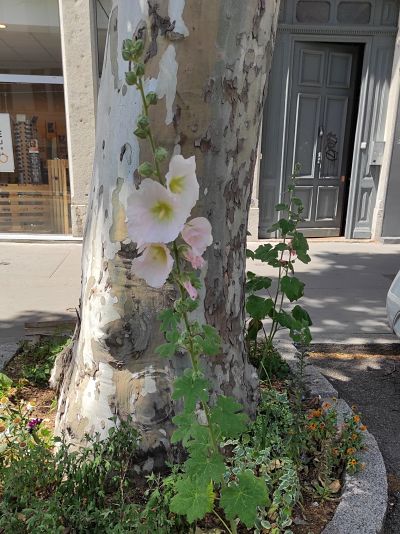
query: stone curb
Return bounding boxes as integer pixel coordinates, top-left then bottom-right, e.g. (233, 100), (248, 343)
(276, 340), (388, 534)
(0, 342), (19, 371)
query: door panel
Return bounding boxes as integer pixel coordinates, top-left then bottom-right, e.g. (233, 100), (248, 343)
(293, 94), (320, 177)
(285, 42), (361, 236)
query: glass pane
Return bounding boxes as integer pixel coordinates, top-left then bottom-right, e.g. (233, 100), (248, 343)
(0, 84), (70, 234)
(96, 0), (113, 77)
(0, 0), (62, 75)
(337, 2), (371, 24)
(296, 1), (331, 23)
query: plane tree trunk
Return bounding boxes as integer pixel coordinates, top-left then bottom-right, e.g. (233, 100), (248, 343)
(53, 0), (280, 470)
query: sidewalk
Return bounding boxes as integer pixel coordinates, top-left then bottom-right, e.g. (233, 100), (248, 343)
(0, 242), (81, 344)
(0, 240), (399, 345)
(247, 239), (400, 344)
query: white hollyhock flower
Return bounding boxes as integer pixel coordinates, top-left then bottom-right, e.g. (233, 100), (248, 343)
(127, 179), (191, 246)
(181, 217), (213, 256)
(131, 243), (174, 288)
(166, 155), (199, 209)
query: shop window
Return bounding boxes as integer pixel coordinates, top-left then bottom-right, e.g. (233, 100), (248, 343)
(0, 83), (70, 234)
(337, 2), (372, 24)
(296, 1), (331, 23)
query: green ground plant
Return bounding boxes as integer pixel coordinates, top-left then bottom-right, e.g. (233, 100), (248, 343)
(246, 169), (312, 378)
(19, 336), (70, 386)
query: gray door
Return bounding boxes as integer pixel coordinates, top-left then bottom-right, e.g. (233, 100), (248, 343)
(286, 42), (361, 236)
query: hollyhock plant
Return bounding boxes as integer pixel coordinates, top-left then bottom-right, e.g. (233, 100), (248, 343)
(182, 217), (213, 256)
(127, 179), (191, 246)
(166, 154), (199, 210)
(131, 243), (174, 288)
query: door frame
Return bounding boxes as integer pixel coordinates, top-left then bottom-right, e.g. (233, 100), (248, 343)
(259, 24), (397, 239)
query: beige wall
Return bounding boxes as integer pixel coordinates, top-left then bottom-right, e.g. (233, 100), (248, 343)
(58, 0), (98, 236)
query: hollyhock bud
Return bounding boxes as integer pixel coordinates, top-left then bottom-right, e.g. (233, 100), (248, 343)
(183, 280), (198, 300)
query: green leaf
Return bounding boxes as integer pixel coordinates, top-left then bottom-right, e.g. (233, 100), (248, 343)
(171, 413), (197, 445)
(172, 371), (210, 412)
(220, 470), (268, 528)
(138, 161), (154, 177)
(253, 244), (280, 267)
(246, 295), (274, 320)
(184, 451), (225, 484)
(246, 249), (255, 260)
(246, 318), (263, 341)
(291, 232), (311, 264)
(155, 342), (177, 358)
(159, 309), (180, 333)
(270, 218), (296, 235)
(200, 325), (221, 356)
(292, 305), (312, 326)
(170, 479), (215, 523)
(155, 146), (168, 162)
(280, 276), (304, 302)
(210, 396), (248, 439)
(246, 272), (272, 293)
(275, 203), (289, 211)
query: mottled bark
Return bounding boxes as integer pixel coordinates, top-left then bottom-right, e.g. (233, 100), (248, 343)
(54, 0), (280, 469)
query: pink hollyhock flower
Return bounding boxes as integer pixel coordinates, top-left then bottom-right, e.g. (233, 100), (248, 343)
(166, 155), (199, 210)
(183, 280), (198, 300)
(131, 243), (174, 288)
(127, 179), (191, 246)
(181, 217), (212, 256)
(183, 247), (205, 269)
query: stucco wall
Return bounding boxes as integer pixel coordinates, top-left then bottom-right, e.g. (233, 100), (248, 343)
(58, 0), (98, 236)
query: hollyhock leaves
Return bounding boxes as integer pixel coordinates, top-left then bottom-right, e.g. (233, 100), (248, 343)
(280, 275), (304, 302)
(184, 451), (225, 485)
(220, 471), (268, 527)
(170, 479), (215, 523)
(172, 370), (210, 413)
(210, 396), (248, 439)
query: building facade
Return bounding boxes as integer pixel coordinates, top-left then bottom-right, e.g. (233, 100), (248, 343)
(0, 0), (399, 242)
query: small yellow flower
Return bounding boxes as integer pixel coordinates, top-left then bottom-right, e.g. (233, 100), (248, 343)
(322, 402), (332, 410)
(351, 433), (358, 441)
(13, 417), (21, 424)
(346, 447), (356, 455)
(348, 458), (358, 466)
(319, 422), (326, 430)
(360, 425), (367, 432)
(308, 423), (317, 431)
(353, 415), (361, 424)
(0, 423), (6, 432)
(0, 396), (8, 404)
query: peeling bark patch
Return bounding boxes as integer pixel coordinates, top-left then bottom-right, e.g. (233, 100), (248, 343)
(156, 45), (178, 125)
(168, 0), (189, 37)
(145, 4), (175, 62)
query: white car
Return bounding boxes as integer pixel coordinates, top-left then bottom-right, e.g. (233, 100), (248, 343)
(387, 270), (400, 338)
